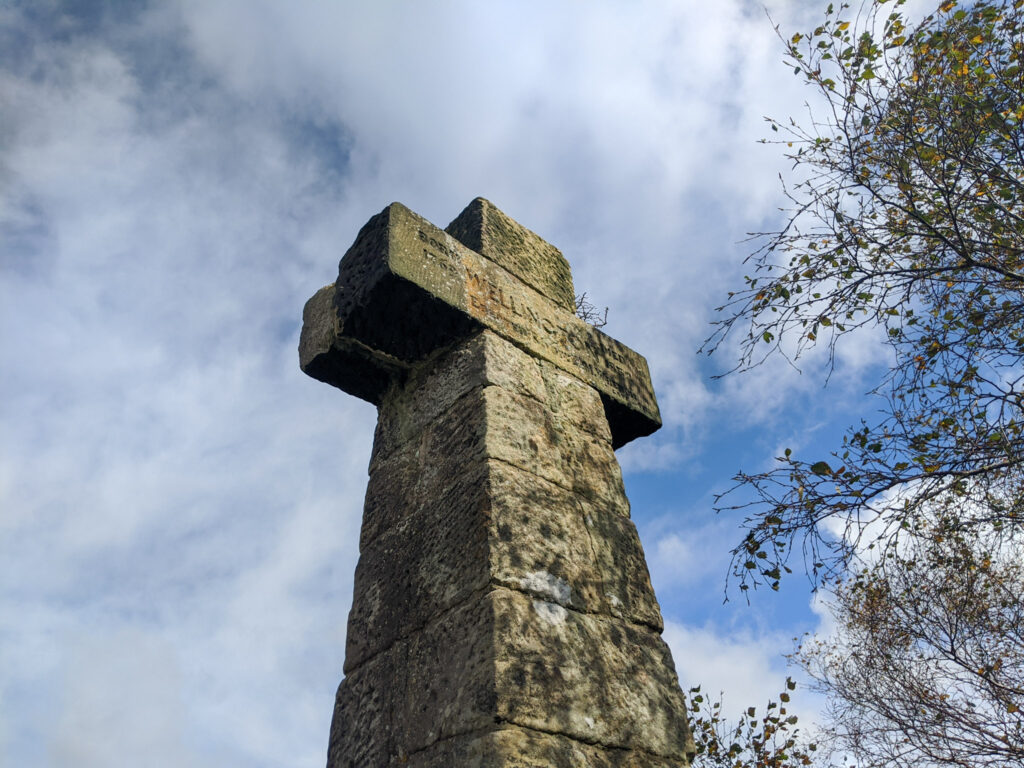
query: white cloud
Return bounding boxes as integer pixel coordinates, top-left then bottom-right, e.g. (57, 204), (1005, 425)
(644, 517), (734, 593)
(46, 630), (207, 768)
(665, 618), (825, 728)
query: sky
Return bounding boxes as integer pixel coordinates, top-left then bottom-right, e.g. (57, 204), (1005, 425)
(0, 1), (914, 765)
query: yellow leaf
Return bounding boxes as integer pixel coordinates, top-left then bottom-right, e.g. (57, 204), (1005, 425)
(837, 21), (851, 31)
(939, 0), (956, 11)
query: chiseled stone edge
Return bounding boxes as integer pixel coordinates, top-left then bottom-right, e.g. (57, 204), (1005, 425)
(445, 197), (576, 314)
(329, 588), (692, 765)
(384, 202), (661, 446)
(345, 453), (663, 671)
(299, 284), (408, 403)
(371, 330), (613, 464)
(405, 723), (692, 767)
(300, 202), (661, 447)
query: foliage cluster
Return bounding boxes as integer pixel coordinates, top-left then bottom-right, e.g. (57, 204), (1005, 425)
(695, 1), (1024, 766)
(799, 524), (1024, 767)
(689, 680), (829, 768)
(704, 0), (1024, 592)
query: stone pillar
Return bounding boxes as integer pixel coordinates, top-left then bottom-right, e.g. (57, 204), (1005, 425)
(300, 199), (693, 767)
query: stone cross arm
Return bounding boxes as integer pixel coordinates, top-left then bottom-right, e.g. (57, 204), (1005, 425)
(299, 198), (661, 448)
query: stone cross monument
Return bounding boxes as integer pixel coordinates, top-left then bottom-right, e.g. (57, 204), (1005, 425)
(300, 198), (693, 767)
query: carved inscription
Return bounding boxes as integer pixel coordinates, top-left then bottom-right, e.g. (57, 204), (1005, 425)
(416, 229), (461, 280)
(458, 258), (657, 424)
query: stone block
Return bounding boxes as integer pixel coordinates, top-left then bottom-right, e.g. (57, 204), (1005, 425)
(490, 588), (690, 760)
(362, 385), (489, 547)
(487, 461), (661, 631)
(362, 363), (625, 551)
(345, 460), (491, 671)
(330, 596), (497, 767)
(445, 197), (577, 314)
(397, 596), (499, 751)
(327, 655), (396, 768)
(371, 331), (546, 462)
(331, 589), (689, 766)
(371, 330), (612, 463)
(407, 725), (689, 768)
(536, 358), (613, 444)
(482, 385), (628, 518)
(347, 456), (663, 670)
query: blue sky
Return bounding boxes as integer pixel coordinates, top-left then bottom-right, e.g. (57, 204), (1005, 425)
(0, 1), (918, 765)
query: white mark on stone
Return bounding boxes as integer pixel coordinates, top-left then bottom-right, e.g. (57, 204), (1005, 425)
(521, 570), (571, 606)
(584, 515), (595, 527)
(584, 716), (596, 729)
(532, 600), (568, 625)
(605, 592), (623, 609)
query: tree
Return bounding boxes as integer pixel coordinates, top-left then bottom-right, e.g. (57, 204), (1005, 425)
(574, 291), (609, 328)
(687, 680), (833, 768)
(798, 522), (1024, 767)
(703, 0), (1024, 592)
(700, 0), (1024, 765)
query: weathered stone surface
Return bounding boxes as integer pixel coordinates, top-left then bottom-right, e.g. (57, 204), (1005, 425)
(399, 595), (499, 749)
(360, 384), (490, 549)
(302, 200), (692, 767)
(328, 655), (396, 768)
(490, 588), (689, 758)
(370, 331), (545, 464)
(371, 330), (612, 463)
(445, 197), (576, 314)
(330, 596), (497, 767)
(299, 284), (407, 404)
(482, 383), (627, 515)
(486, 460), (661, 631)
(301, 200), (660, 448)
(345, 459), (491, 670)
(346, 455), (662, 670)
(332, 589), (690, 766)
(368, 332), (629, 516)
(407, 725), (690, 768)
(361, 359), (628, 550)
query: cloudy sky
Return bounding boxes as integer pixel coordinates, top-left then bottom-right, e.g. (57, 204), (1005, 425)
(0, 1), (908, 765)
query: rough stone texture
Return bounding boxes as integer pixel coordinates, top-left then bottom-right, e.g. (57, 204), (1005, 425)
(332, 589), (688, 766)
(408, 726), (687, 768)
(445, 197), (576, 314)
(329, 595), (497, 767)
(351, 447), (655, 642)
(300, 200), (660, 447)
(371, 329), (612, 462)
(299, 284), (406, 404)
(301, 200), (693, 767)
(486, 461), (662, 630)
(490, 588), (687, 752)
